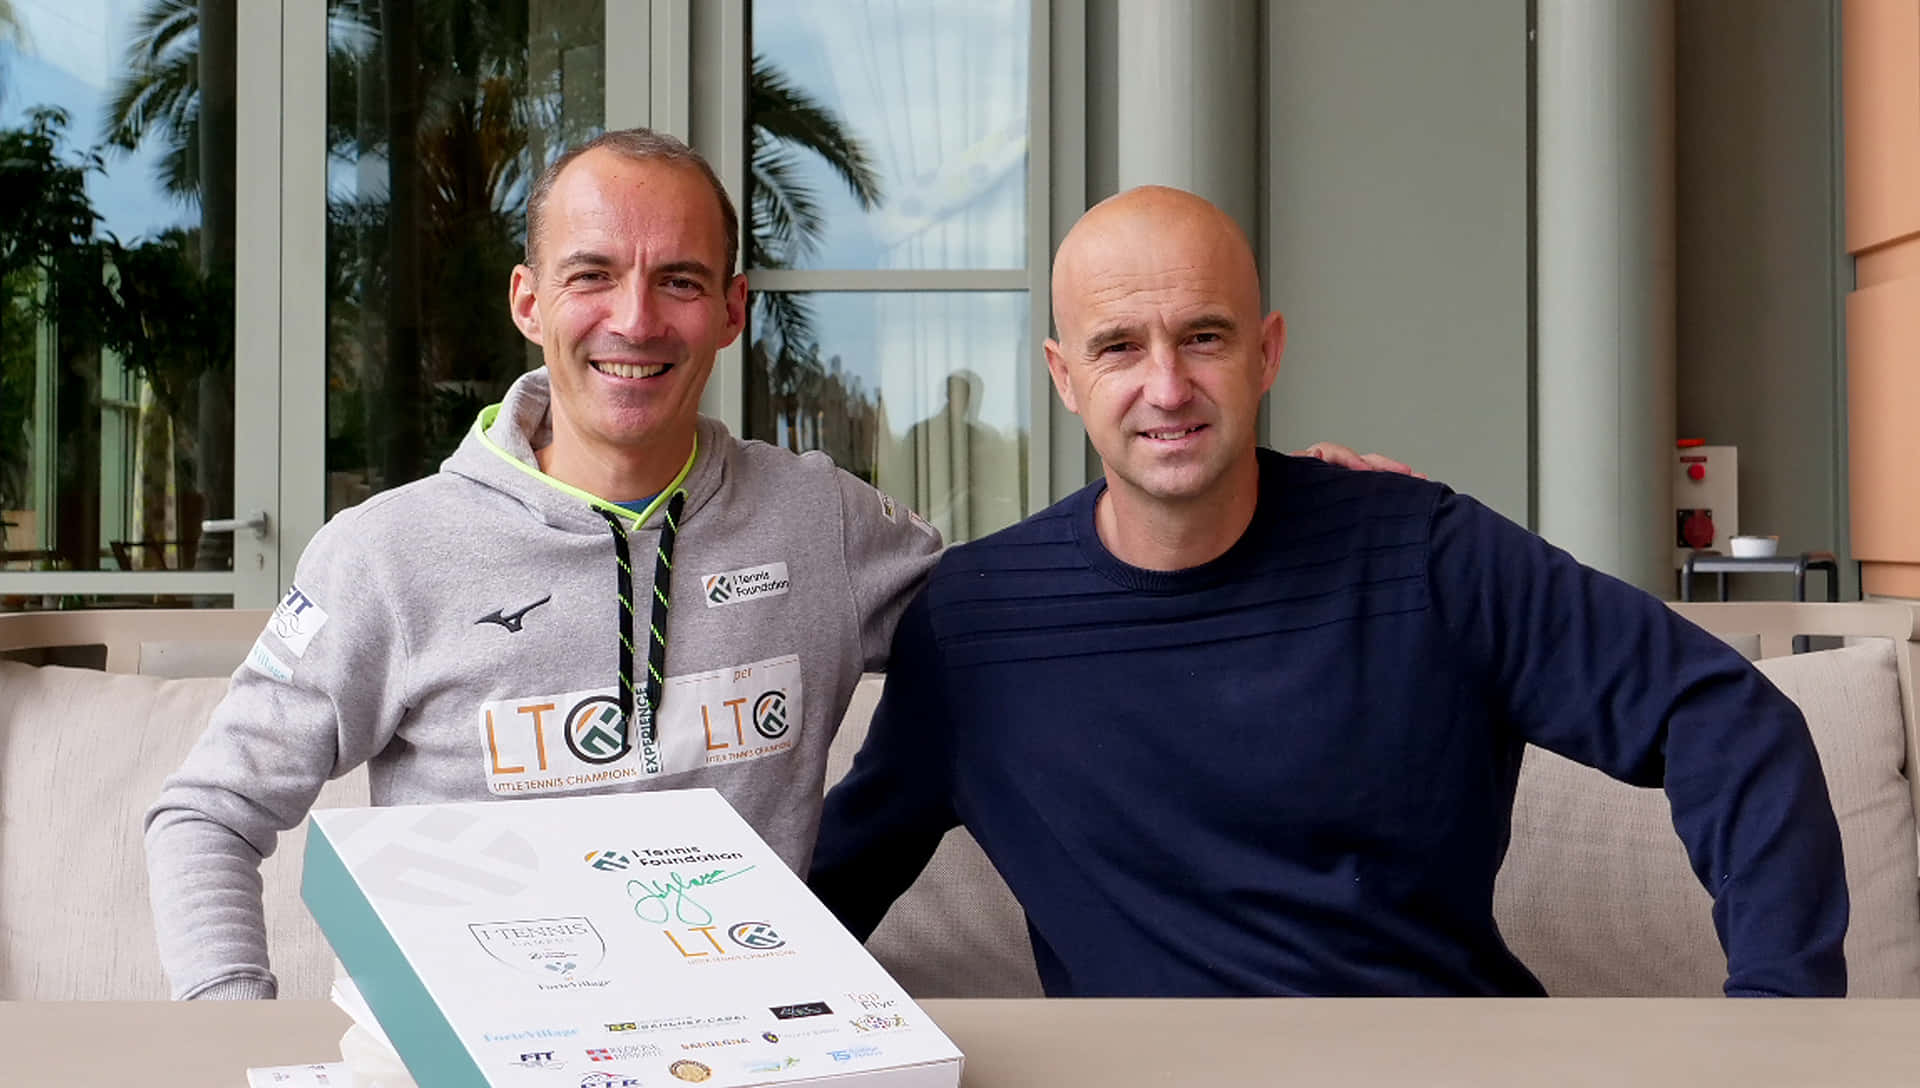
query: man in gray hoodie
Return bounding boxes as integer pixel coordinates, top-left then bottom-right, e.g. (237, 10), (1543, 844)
(144, 130), (946, 1001)
(145, 128), (1399, 1002)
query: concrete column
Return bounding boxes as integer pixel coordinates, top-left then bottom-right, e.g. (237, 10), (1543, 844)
(1111, 0), (1260, 238)
(1536, 0), (1676, 595)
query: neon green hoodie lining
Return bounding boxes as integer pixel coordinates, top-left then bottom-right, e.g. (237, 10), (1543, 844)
(471, 402), (696, 528)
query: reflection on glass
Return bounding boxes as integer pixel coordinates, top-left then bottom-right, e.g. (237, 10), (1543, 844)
(750, 0), (1029, 271)
(746, 291), (1028, 543)
(0, 0), (237, 587)
(325, 0), (604, 514)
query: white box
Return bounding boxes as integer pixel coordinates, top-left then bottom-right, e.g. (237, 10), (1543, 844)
(302, 790), (962, 1088)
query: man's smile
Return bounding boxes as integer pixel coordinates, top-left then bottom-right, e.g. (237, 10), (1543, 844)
(1140, 424), (1207, 443)
(591, 360), (672, 380)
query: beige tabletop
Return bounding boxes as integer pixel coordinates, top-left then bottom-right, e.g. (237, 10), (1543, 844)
(1, 997), (1915, 1086)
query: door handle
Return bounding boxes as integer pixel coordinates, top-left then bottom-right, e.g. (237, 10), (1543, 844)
(201, 511), (272, 540)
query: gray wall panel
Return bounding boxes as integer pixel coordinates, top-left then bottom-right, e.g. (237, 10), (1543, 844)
(1265, 0), (1532, 524)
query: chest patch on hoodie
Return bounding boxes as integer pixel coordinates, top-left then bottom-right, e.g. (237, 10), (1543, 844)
(476, 654), (803, 795)
(699, 562), (791, 608)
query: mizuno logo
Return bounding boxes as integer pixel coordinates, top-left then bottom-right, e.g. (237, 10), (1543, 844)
(477, 595), (553, 633)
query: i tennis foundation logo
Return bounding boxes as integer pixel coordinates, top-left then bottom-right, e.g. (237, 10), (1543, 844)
(701, 563), (790, 607)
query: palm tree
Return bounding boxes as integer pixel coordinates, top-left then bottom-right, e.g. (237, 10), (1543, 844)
(100, 1), (887, 486)
(747, 54), (882, 362)
(100, 0), (203, 199)
(103, 11), (882, 299)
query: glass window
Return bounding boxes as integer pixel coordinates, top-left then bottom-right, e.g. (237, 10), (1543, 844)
(750, 0), (1028, 271)
(744, 291), (1029, 541)
(747, 0), (1033, 543)
(324, 0), (605, 514)
(0, 0), (239, 581)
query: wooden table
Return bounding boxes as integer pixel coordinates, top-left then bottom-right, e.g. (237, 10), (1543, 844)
(1, 997), (1914, 1086)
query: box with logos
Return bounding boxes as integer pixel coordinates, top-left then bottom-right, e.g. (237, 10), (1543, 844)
(301, 789), (962, 1088)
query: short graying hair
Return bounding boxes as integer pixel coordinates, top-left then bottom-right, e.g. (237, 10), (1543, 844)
(523, 128), (739, 275)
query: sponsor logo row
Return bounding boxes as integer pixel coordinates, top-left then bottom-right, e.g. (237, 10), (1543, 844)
(511, 1047), (887, 1086)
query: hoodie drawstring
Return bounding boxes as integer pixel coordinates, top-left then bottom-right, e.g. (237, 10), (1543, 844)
(597, 490), (685, 757)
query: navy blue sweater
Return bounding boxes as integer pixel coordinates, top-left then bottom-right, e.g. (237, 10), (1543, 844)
(811, 451), (1848, 996)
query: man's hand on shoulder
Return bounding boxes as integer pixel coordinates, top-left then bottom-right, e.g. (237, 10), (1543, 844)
(1292, 441), (1427, 479)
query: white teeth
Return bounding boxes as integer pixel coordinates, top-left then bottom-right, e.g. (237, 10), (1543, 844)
(1144, 426), (1202, 440)
(594, 361), (668, 379)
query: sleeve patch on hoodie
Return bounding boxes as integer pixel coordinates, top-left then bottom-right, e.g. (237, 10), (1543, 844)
(270, 584), (330, 658)
(244, 640), (295, 683)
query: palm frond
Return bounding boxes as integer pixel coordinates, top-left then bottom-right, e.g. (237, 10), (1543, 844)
(749, 144), (822, 266)
(751, 290), (816, 365)
(124, 0), (199, 67)
(750, 55), (883, 210)
(105, 48), (196, 150)
(155, 116), (201, 204)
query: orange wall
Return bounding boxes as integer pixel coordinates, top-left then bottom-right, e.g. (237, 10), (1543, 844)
(1845, 0), (1920, 595)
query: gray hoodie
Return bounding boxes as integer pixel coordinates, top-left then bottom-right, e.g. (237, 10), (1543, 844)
(144, 369), (942, 1000)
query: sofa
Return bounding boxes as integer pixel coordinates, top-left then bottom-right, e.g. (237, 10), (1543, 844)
(0, 608), (361, 1001)
(1, 600), (1915, 1001)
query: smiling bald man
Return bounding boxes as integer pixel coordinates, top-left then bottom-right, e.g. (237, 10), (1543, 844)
(810, 185), (1849, 998)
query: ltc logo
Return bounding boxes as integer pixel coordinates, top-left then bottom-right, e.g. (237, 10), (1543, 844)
(564, 696), (631, 765)
(699, 563), (790, 609)
(751, 690), (789, 739)
(269, 584), (329, 657)
(578, 1074), (643, 1088)
(663, 920), (785, 958)
(728, 921), (785, 951)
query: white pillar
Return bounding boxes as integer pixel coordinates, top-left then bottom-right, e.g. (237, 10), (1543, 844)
(1536, 0), (1676, 594)
(1112, 0), (1261, 238)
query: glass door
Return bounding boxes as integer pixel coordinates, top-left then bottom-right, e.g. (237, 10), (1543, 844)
(0, 0), (282, 610)
(314, 0), (606, 518)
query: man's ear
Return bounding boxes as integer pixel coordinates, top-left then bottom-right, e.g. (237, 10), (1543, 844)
(1043, 339), (1080, 414)
(718, 273), (749, 349)
(1257, 310), (1286, 394)
(509, 265), (543, 344)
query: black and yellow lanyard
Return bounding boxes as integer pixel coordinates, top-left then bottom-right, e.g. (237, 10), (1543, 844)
(596, 489), (685, 762)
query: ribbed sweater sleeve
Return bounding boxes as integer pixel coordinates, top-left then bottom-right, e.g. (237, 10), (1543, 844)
(810, 590), (960, 939)
(1425, 489), (1849, 996)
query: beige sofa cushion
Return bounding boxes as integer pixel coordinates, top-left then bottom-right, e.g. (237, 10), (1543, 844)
(1495, 640), (1920, 995)
(0, 661), (367, 1000)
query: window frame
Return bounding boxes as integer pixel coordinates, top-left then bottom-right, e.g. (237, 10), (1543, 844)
(688, 0), (1082, 522)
